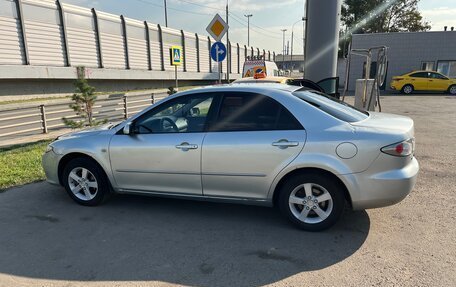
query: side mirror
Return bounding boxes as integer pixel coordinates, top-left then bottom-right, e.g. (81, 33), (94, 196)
(190, 107), (200, 116)
(123, 122), (133, 135)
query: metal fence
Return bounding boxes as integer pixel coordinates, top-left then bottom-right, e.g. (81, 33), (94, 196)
(0, 0), (275, 75)
(0, 92), (166, 140)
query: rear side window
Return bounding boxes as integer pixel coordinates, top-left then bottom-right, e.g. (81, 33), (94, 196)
(293, 91), (369, 123)
(209, 93), (303, 132)
(410, 72), (429, 78)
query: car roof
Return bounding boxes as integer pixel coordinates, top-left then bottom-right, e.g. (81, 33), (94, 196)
(233, 76), (292, 83)
(177, 83), (302, 96)
(405, 70), (440, 75)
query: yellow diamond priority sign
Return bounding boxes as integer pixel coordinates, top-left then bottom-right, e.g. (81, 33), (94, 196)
(206, 14), (228, 41)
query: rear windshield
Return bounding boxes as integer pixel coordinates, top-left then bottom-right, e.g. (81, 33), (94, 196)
(293, 91), (369, 123)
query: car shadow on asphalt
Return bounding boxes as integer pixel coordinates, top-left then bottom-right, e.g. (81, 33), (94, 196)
(0, 182), (370, 287)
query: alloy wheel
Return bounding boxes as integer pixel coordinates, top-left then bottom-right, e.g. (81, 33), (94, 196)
(450, 86), (456, 95)
(288, 183), (334, 224)
(403, 85), (413, 94)
(68, 167), (98, 201)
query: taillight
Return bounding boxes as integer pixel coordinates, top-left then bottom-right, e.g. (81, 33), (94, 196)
(381, 138), (415, 157)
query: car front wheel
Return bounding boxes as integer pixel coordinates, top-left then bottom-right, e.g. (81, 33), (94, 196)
(62, 158), (110, 206)
(278, 172), (345, 231)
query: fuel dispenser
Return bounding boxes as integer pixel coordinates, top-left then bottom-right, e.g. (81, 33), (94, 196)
(342, 46), (388, 112)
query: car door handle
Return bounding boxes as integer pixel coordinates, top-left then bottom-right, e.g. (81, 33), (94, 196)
(175, 143), (198, 150)
(272, 140), (299, 148)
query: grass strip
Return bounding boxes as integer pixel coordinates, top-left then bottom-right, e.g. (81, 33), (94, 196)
(0, 140), (50, 191)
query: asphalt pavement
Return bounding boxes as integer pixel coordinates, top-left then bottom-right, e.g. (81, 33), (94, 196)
(0, 95), (455, 287)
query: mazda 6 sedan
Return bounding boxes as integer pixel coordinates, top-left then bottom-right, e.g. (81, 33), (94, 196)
(42, 84), (419, 231)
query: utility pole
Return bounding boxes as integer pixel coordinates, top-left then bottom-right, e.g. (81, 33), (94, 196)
(281, 29), (287, 71)
(244, 14), (252, 46)
(164, 0), (168, 27)
(303, 0), (308, 78)
(226, 2), (230, 82)
(291, 19), (302, 72)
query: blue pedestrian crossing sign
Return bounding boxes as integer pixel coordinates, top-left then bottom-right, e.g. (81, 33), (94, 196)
(170, 46), (183, 66)
(210, 42), (226, 62)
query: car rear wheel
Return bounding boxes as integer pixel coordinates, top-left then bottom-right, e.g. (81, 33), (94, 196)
(448, 85), (456, 95)
(278, 172), (345, 231)
(401, 84), (414, 95)
(62, 158), (110, 206)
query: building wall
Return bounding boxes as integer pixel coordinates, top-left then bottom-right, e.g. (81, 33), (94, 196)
(0, 0), (274, 96)
(349, 31), (456, 91)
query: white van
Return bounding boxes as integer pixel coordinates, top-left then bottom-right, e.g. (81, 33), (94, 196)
(242, 56), (279, 78)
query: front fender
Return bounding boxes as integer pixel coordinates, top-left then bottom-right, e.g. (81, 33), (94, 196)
(52, 132), (115, 187)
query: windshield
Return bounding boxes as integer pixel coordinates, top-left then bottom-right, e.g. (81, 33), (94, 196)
(293, 91), (369, 123)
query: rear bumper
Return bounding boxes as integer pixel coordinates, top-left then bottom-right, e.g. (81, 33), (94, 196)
(347, 157), (419, 210)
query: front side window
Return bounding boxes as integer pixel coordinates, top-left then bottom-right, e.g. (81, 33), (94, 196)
(133, 94), (214, 134)
(430, 72), (448, 80)
(209, 93), (303, 132)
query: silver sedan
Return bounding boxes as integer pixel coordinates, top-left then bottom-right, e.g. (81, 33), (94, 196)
(42, 84), (419, 231)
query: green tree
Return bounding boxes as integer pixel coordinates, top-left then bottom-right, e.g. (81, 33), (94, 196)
(339, 0), (430, 57)
(342, 0), (430, 34)
(63, 67), (106, 128)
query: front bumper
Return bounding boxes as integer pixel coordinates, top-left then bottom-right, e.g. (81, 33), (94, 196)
(347, 156), (419, 210)
(42, 150), (62, 186)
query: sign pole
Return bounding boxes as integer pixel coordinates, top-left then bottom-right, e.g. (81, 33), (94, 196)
(175, 65), (178, 90)
(226, 3), (230, 83)
(217, 46), (222, 84)
(170, 46), (181, 90)
(219, 62), (222, 84)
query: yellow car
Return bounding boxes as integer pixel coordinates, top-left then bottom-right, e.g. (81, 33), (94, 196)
(390, 71), (456, 95)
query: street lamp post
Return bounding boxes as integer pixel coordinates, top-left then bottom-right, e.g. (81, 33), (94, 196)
(244, 14), (252, 46)
(163, 0), (168, 27)
(281, 29), (287, 71)
(291, 19), (302, 72)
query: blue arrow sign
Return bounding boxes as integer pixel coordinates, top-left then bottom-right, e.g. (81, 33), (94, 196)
(210, 42), (226, 62)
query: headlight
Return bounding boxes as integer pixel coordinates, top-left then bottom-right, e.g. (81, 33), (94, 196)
(45, 144), (54, 153)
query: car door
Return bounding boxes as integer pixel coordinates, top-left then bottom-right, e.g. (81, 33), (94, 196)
(109, 93), (216, 194)
(409, 72), (430, 90)
(428, 72), (449, 91)
(201, 92), (306, 200)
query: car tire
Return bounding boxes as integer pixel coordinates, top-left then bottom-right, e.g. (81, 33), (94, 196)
(278, 172), (345, 231)
(448, 85), (456, 95)
(401, 84), (414, 95)
(62, 158), (111, 206)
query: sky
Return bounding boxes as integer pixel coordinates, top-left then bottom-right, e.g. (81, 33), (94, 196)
(64, 0), (456, 53)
